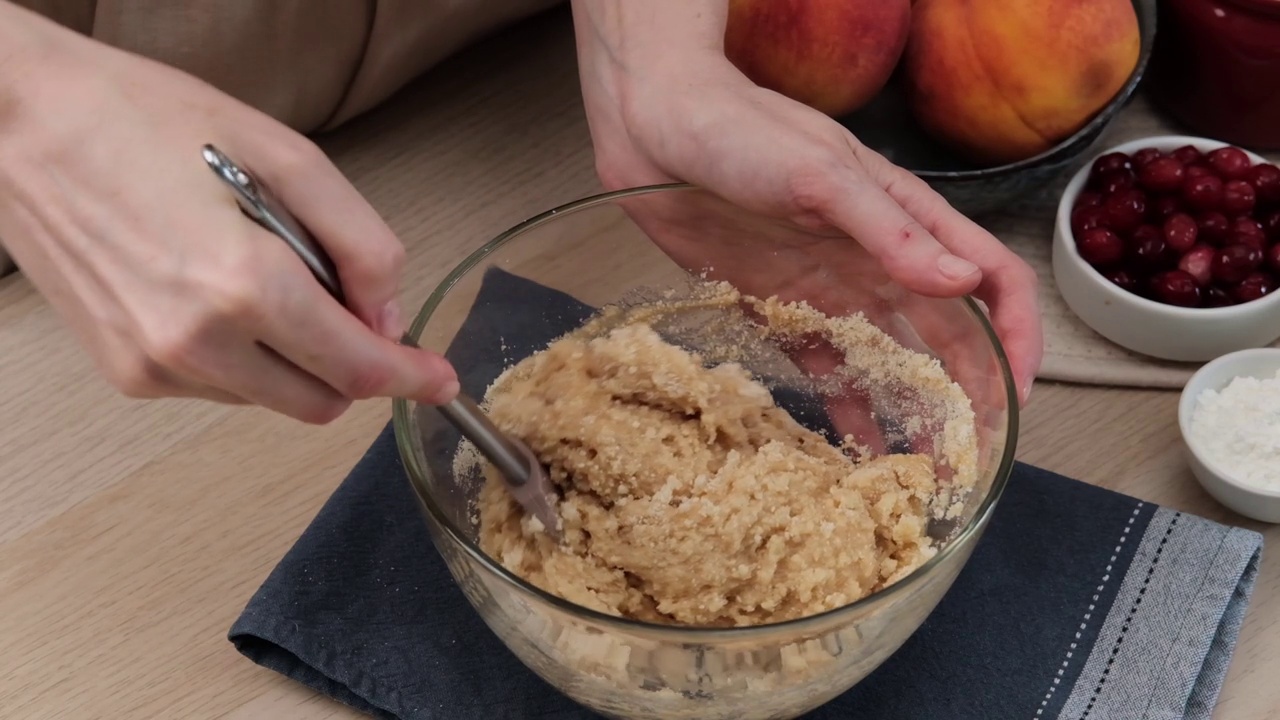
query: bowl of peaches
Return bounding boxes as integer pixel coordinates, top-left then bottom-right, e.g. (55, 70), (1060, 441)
(723, 0), (1155, 217)
(1052, 136), (1280, 362)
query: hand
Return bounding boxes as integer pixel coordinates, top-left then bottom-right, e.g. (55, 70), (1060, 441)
(0, 5), (458, 423)
(570, 3), (1042, 405)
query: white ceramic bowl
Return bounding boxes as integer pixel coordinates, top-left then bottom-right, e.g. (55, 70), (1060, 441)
(1052, 135), (1280, 362)
(1178, 348), (1280, 524)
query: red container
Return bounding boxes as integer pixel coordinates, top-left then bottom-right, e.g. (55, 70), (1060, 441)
(1148, 0), (1280, 150)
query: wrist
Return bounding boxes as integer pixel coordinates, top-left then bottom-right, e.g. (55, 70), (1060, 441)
(571, 1), (739, 134)
(570, 0), (729, 72)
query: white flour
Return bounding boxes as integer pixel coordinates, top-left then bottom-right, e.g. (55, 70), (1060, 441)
(1189, 370), (1280, 491)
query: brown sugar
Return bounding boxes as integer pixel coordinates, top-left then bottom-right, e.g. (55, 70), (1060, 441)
(474, 285), (978, 628)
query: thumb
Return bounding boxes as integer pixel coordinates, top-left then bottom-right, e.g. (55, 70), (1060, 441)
(252, 139), (407, 340)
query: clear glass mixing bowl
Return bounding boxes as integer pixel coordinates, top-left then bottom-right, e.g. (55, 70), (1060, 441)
(392, 184), (1018, 720)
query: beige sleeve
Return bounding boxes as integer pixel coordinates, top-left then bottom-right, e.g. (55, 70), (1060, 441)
(0, 0), (561, 276)
(11, 0), (563, 132)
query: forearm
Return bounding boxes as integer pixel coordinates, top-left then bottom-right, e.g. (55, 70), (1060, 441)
(0, 2), (65, 129)
(0, 3), (30, 115)
(569, 0), (729, 72)
(569, 0), (737, 150)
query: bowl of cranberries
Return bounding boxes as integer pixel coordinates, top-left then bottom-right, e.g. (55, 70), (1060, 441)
(1053, 135), (1280, 362)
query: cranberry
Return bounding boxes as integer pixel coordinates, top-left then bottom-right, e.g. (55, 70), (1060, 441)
(1091, 152), (1133, 180)
(1221, 180), (1257, 215)
(1263, 211), (1280, 241)
(1178, 244), (1215, 286)
(1103, 188), (1148, 233)
(1076, 191), (1104, 209)
(1247, 163), (1280, 207)
(1134, 223), (1161, 241)
(1205, 286), (1235, 307)
(1133, 147), (1164, 168)
(1162, 213), (1199, 253)
(1182, 175), (1224, 211)
(1171, 145), (1203, 166)
(1207, 146), (1253, 180)
(1269, 243), (1280, 274)
(1233, 216), (1267, 248)
(1105, 270), (1141, 295)
(1077, 227), (1125, 268)
(1130, 225), (1161, 253)
(1198, 211), (1231, 245)
(1130, 233), (1169, 271)
(1072, 205), (1107, 237)
(1097, 171), (1135, 196)
(1212, 244), (1263, 284)
(1138, 157), (1186, 194)
(1185, 164), (1212, 179)
(1233, 231), (1267, 252)
(1233, 272), (1276, 304)
(1148, 195), (1182, 222)
(1150, 270), (1202, 307)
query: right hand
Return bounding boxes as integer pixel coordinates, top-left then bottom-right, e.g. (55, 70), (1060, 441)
(0, 9), (458, 423)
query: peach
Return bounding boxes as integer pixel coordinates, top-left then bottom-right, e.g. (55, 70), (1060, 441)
(724, 0), (913, 117)
(904, 0), (1140, 165)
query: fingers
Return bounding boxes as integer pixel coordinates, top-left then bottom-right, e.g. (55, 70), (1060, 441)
(784, 159), (982, 298)
(179, 386), (249, 405)
(855, 146), (1043, 403)
(105, 350), (249, 406)
(783, 337), (889, 458)
(116, 283), (355, 423)
(248, 239), (460, 406)
(975, 268), (1043, 405)
(195, 343), (354, 424)
(123, 217), (457, 418)
(886, 297), (1012, 468)
(245, 135), (407, 340)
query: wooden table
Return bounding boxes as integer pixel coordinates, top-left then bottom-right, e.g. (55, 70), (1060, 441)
(1, 10), (1274, 719)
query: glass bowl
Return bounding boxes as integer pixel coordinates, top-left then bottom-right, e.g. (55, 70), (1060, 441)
(392, 184), (1018, 720)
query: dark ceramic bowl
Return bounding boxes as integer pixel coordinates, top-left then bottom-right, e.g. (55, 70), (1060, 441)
(838, 0), (1157, 218)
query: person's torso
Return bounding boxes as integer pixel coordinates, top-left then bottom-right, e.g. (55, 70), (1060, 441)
(15, 0), (561, 132)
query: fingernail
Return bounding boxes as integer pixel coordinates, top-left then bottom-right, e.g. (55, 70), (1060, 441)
(1019, 378), (1034, 406)
(428, 354), (460, 404)
(433, 378), (460, 405)
(379, 300), (404, 340)
(937, 254), (980, 281)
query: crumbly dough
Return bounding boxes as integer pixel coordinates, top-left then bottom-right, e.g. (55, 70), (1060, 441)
(477, 321), (944, 628)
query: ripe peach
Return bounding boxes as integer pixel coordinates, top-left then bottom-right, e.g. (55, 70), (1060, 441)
(904, 0), (1140, 165)
(725, 0), (913, 117)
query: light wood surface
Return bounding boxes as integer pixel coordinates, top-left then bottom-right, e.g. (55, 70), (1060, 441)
(0, 10), (1274, 719)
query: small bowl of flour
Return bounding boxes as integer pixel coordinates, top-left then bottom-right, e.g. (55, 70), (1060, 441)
(1180, 348), (1280, 524)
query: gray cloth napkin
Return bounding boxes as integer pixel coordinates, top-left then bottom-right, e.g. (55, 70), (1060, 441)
(230, 268), (1265, 719)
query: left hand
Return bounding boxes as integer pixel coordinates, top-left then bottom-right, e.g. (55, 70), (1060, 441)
(570, 3), (1043, 406)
